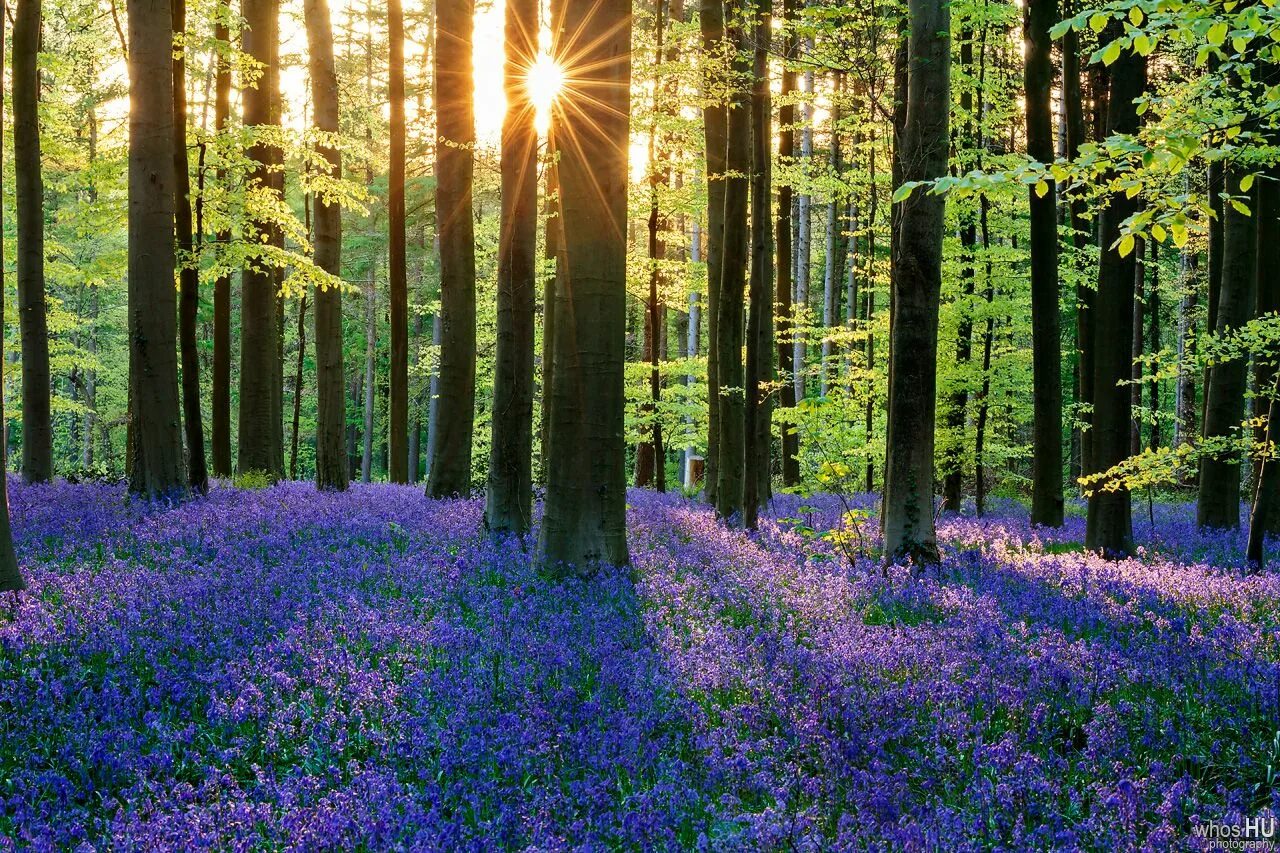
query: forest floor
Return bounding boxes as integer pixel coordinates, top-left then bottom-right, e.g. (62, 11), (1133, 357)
(0, 480), (1275, 849)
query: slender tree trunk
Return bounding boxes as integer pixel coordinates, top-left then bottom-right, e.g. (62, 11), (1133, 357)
(211, 10), (232, 478)
(881, 0), (950, 563)
(1203, 159), (1224, 442)
(713, 0), (751, 523)
(288, 294), (307, 479)
(820, 81), (844, 398)
(386, 0), (408, 482)
(306, 0), (346, 491)
(1085, 40), (1144, 556)
(1147, 239), (1161, 452)
(362, 270), (376, 483)
(537, 0), (632, 572)
(427, 0), (478, 497)
(1248, 369), (1280, 567)
(700, 0), (727, 504)
(485, 0), (538, 532)
(1062, 0), (1092, 481)
(794, 60), (813, 404)
(1174, 250), (1198, 468)
(974, 200), (995, 517)
(128, 0), (187, 498)
(775, 0), (799, 487)
(1024, 0), (1063, 526)
(0, 11), (26, 591)
(1131, 244), (1145, 456)
(540, 160), (560, 484)
(743, 0), (773, 526)
(173, 0), (208, 493)
(1253, 162), (1280, 517)
(1198, 168), (1258, 530)
(13, 0), (50, 483)
(238, 0), (282, 478)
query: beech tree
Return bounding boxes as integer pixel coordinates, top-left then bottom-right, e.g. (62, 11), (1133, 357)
(210, 6), (233, 479)
(486, 0), (538, 533)
(0, 15), (26, 593)
(881, 0), (950, 563)
(388, 0), (408, 484)
(700, 0), (726, 503)
(14, 0), (51, 483)
(427, 0), (478, 498)
(127, 0), (186, 497)
(537, 0), (632, 572)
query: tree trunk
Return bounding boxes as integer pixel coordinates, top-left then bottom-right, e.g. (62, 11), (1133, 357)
(362, 270), (376, 483)
(540, 160), (560, 484)
(820, 81), (844, 398)
(306, 0), (346, 491)
(1173, 250), (1198, 470)
(1131, 243), (1145, 456)
(485, 0), (538, 532)
(173, 0), (208, 493)
(128, 0), (187, 498)
(794, 61), (813, 405)
(974, 199), (994, 517)
(386, 0), (408, 482)
(1253, 163), (1280, 518)
(13, 0), (50, 484)
(713, 0), (751, 523)
(0, 14), (26, 591)
(1147, 239), (1161, 452)
(775, 0), (799, 487)
(743, 0), (773, 527)
(238, 0), (282, 479)
(1085, 41), (1144, 556)
(700, 0), (727, 504)
(211, 9), (232, 478)
(1024, 0), (1063, 526)
(1248, 369), (1280, 567)
(1197, 168), (1257, 530)
(1063, 15), (1092, 481)
(427, 0), (478, 497)
(1202, 159), (1224, 442)
(536, 0), (632, 573)
(881, 0), (950, 563)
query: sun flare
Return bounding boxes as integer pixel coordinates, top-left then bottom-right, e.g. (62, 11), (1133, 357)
(526, 52), (565, 135)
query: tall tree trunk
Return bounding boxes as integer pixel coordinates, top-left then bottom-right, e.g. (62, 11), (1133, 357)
(362, 270), (376, 483)
(1248, 369), (1280, 567)
(238, 0), (282, 478)
(713, 0), (751, 523)
(540, 159), (560, 484)
(0, 13), (26, 592)
(743, 0), (773, 526)
(1253, 162), (1280, 518)
(306, 0), (346, 491)
(537, 0), (632, 572)
(881, 0), (950, 563)
(387, 0), (408, 482)
(1131, 244), (1145, 456)
(1085, 40), (1144, 556)
(1062, 0), (1092, 481)
(1173, 250), (1198, 470)
(486, 0), (538, 532)
(1197, 168), (1257, 530)
(941, 27), (976, 513)
(13, 0), (50, 483)
(128, 0), (187, 498)
(882, 18), (908, 523)
(289, 294), (307, 479)
(775, 0), (799, 487)
(794, 59), (813, 405)
(427, 0), (478, 497)
(974, 200), (995, 517)
(1147, 239), (1161, 452)
(700, 0), (727, 504)
(173, 0), (208, 493)
(211, 9), (233, 478)
(1024, 0), (1063, 526)
(820, 80), (844, 398)
(1203, 159), (1224, 442)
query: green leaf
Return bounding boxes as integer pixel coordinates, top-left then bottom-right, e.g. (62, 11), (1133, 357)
(1134, 34), (1154, 55)
(1240, 173), (1256, 192)
(1151, 223), (1167, 243)
(1171, 224), (1189, 247)
(1090, 12), (1110, 31)
(1034, 180), (1049, 198)
(1119, 234), (1136, 257)
(891, 182), (916, 203)
(1129, 6), (1144, 25)
(1231, 199), (1252, 216)
(1207, 21), (1228, 45)
(1101, 40), (1123, 65)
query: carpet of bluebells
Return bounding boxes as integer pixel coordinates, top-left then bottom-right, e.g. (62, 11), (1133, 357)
(0, 479), (1277, 850)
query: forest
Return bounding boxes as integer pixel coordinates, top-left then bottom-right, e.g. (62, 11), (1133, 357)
(0, 0), (1276, 844)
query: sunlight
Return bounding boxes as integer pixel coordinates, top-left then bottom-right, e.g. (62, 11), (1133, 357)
(526, 51), (565, 136)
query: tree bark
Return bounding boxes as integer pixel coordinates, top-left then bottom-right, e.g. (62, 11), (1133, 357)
(820, 80), (844, 398)
(1085, 41), (1144, 556)
(1252, 163), (1280, 521)
(211, 9), (232, 478)
(743, 0), (773, 527)
(1248, 369), (1280, 567)
(1173, 250), (1198, 468)
(794, 60), (814, 405)
(173, 0), (208, 493)
(1147, 239), (1161, 452)
(0, 13), (26, 591)
(362, 269), (376, 483)
(713, 0), (751, 523)
(700, 0), (727, 504)
(238, 0), (282, 479)
(881, 0), (950, 563)
(13, 0), (50, 484)
(1131, 243), (1145, 456)
(386, 0), (408, 483)
(1197, 168), (1257, 530)
(128, 0), (187, 498)
(775, 0), (799, 487)
(427, 0), (478, 497)
(536, 0), (632, 573)
(485, 0), (538, 532)
(1024, 0), (1063, 526)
